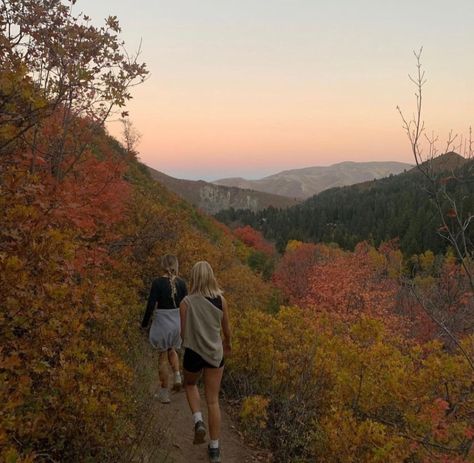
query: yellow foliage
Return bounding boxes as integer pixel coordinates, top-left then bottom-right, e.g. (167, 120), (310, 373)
(419, 249), (435, 272)
(286, 239), (304, 251)
(240, 395), (270, 429)
(228, 304), (474, 462)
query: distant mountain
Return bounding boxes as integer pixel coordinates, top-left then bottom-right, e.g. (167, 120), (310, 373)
(214, 161), (413, 199)
(147, 167), (300, 214)
(215, 153), (473, 255)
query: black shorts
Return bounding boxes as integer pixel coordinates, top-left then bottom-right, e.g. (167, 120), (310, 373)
(183, 348), (224, 373)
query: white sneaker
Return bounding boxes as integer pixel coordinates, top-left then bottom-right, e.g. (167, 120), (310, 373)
(158, 388), (170, 404)
(173, 372), (182, 392)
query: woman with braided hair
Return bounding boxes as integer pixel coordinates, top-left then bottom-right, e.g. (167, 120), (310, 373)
(141, 254), (188, 403)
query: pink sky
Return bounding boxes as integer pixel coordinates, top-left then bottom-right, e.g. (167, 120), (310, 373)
(82, 0), (474, 180)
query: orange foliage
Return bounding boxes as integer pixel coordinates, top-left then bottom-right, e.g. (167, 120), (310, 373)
(398, 251), (474, 343)
(273, 241), (407, 333)
(2, 4), (473, 461)
(0, 163), (137, 461)
(302, 243), (401, 325)
(272, 241), (339, 303)
(234, 225), (275, 257)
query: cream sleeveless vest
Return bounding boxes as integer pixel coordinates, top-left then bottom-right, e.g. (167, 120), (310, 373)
(182, 294), (224, 367)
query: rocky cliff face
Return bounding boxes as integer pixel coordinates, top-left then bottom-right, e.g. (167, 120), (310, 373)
(147, 167), (300, 213)
(198, 184), (260, 214)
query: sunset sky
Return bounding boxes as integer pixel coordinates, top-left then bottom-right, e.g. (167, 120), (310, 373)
(81, 0), (474, 180)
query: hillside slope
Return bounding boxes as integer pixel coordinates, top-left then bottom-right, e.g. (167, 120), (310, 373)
(215, 161), (412, 198)
(147, 167), (300, 213)
(216, 153), (473, 255)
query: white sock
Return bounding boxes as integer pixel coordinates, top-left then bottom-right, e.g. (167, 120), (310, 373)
(174, 371), (181, 381)
(209, 439), (219, 449)
(193, 411), (203, 424)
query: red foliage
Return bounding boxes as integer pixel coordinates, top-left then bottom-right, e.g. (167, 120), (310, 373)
(398, 255), (474, 343)
(302, 243), (400, 325)
(272, 242), (322, 303)
(234, 225), (275, 257)
(274, 242), (404, 331)
(55, 154), (130, 233)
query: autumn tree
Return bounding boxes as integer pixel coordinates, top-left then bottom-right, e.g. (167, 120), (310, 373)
(0, 0), (148, 176)
(0, 1), (149, 461)
(233, 225), (276, 278)
(397, 48), (474, 369)
(234, 225), (275, 256)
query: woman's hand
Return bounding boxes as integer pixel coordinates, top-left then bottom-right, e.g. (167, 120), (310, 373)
(223, 340), (232, 357)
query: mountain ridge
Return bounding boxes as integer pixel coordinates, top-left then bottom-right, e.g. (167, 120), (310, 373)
(214, 160), (413, 199)
(215, 152), (474, 255)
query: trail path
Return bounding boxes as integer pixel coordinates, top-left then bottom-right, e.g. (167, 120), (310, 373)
(150, 386), (262, 463)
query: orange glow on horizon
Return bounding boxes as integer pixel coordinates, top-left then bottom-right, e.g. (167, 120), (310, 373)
(95, 0), (474, 180)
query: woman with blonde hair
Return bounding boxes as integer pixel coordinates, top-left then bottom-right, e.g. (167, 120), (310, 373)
(180, 261), (231, 463)
(141, 254), (188, 403)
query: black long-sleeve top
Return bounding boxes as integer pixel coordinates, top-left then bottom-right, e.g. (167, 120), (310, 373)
(141, 276), (188, 328)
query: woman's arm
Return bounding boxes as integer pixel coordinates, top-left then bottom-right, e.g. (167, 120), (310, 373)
(141, 279), (158, 328)
(221, 296), (232, 356)
(179, 299), (187, 341)
(181, 278), (189, 297)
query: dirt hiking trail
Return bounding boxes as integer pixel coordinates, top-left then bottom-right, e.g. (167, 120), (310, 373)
(150, 386), (265, 463)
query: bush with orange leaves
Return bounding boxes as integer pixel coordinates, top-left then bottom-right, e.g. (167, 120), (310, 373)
(0, 156), (140, 461)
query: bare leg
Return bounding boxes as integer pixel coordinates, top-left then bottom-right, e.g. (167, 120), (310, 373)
(167, 348), (180, 373)
(184, 370), (202, 413)
(203, 367), (224, 441)
(159, 351), (169, 389)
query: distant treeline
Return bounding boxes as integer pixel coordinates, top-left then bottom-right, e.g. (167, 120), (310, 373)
(216, 157), (474, 255)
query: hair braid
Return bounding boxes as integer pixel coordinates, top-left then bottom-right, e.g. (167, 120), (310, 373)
(168, 270), (178, 307)
(161, 254), (179, 307)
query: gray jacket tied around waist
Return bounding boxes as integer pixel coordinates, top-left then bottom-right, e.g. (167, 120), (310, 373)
(149, 308), (181, 351)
